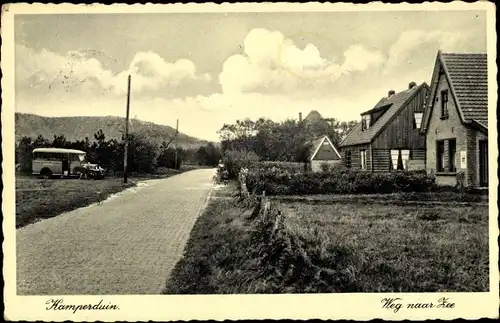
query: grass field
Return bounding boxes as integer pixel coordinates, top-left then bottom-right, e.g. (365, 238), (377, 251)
(14, 167), (193, 228)
(279, 198), (489, 292)
(164, 189), (489, 294)
(15, 177), (135, 228)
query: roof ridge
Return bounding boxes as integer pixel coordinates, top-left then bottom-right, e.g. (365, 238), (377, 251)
(340, 82), (427, 147)
(441, 52), (487, 56)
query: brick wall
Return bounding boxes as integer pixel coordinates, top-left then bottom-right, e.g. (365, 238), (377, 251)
(466, 129), (488, 187)
(425, 72), (468, 186)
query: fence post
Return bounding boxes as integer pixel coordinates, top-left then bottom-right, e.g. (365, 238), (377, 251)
(261, 190), (270, 221)
(240, 168), (250, 198)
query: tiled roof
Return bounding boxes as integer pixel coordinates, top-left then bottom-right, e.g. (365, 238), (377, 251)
(340, 83), (426, 147)
(441, 53), (488, 128)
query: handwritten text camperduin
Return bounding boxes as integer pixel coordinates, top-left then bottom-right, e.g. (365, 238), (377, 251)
(46, 298), (120, 314)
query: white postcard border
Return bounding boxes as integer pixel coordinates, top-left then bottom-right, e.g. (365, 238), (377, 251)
(2, 2), (498, 321)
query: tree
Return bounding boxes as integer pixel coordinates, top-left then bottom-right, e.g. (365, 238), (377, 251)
(17, 136), (34, 174)
(33, 134), (51, 148)
(127, 133), (159, 173)
(219, 117), (312, 162)
(338, 120), (359, 140)
(52, 134), (68, 148)
(157, 143), (185, 170)
(195, 143), (222, 166)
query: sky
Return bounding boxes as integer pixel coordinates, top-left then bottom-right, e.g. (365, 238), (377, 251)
(15, 10), (487, 141)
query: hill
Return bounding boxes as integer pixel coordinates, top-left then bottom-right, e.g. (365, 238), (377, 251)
(15, 113), (210, 149)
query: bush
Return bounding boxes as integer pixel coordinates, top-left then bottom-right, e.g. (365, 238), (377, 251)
(249, 161), (306, 174)
(246, 169), (436, 195)
(222, 149), (260, 179)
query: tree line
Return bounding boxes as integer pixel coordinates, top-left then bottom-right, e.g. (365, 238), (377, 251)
(218, 117), (358, 161)
(16, 130), (222, 175)
(216, 117), (358, 177)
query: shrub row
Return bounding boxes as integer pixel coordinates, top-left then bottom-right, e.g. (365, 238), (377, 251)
(249, 161), (306, 173)
(245, 169), (436, 195)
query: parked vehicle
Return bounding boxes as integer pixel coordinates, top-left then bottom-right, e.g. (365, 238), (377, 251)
(31, 148), (105, 179)
(80, 163), (106, 180)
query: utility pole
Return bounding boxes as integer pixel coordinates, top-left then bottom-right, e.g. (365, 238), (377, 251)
(123, 75), (131, 183)
(174, 119), (179, 168)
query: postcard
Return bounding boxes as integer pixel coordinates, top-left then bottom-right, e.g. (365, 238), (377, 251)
(2, 2), (498, 321)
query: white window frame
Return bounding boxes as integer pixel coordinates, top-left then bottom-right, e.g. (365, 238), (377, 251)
(360, 150), (367, 170)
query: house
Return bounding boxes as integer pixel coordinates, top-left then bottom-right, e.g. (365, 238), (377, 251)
(339, 82), (429, 172)
(306, 135), (342, 172)
(420, 51), (488, 188)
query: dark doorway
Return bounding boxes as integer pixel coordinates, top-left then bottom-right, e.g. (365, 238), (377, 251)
(62, 157), (70, 176)
(479, 140), (488, 187)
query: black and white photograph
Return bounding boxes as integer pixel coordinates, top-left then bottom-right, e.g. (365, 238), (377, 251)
(2, 2), (498, 321)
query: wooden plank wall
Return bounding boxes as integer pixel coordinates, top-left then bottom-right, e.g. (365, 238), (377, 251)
(341, 145), (370, 170)
(411, 149), (426, 160)
(372, 148), (426, 172)
(372, 149), (390, 172)
(372, 88), (427, 150)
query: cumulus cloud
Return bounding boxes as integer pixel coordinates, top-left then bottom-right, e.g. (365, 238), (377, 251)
(15, 45), (212, 99)
(219, 28), (384, 95)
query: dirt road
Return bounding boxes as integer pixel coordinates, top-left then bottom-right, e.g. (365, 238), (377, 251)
(16, 168), (215, 295)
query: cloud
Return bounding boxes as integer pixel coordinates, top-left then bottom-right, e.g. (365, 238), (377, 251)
(15, 45), (212, 99)
(219, 28), (384, 95)
(383, 29), (477, 74)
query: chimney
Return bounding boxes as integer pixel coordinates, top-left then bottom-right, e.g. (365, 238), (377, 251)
(388, 90), (396, 97)
(299, 112), (303, 122)
(409, 81), (417, 89)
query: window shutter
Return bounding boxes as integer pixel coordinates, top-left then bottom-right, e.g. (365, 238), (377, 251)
(414, 112), (423, 129)
(390, 150), (399, 170)
(401, 150), (410, 170)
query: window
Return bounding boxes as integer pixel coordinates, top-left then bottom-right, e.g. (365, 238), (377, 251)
(360, 150), (367, 170)
(436, 140), (445, 172)
(448, 139), (456, 172)
(345, 150), (352, 168)
(414, 112), (423, 129)
(69, 153), (81, 162)
(390, 149), (410, 170)
(361, 114), (371, 131)
(440, 90), (449, 119)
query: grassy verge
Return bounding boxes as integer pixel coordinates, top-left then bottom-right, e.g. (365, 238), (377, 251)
(16, 177), (135, 228)
(164, 190), (489, 293)
(164, 184), (265, 294)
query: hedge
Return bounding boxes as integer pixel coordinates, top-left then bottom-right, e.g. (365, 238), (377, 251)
(249, 161), (306, 173)
(245, 169), (436, 195)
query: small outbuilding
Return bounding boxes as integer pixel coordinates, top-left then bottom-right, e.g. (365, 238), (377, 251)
(306, 135), (342, 172)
